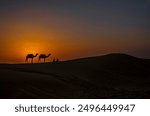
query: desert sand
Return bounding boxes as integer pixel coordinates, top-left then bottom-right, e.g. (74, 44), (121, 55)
(0, 53), (150, 98)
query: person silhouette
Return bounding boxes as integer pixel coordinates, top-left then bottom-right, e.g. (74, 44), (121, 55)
(56, 58), (59, 62)
(53, 58), (56, 62)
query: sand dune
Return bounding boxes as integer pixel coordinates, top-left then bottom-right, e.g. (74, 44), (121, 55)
(0, 53), (150, 98)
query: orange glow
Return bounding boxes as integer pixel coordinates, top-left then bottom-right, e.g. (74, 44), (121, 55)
(0, 11), (148, 63)
(0, 1), (149, 64)
(0, 22), (59, 63)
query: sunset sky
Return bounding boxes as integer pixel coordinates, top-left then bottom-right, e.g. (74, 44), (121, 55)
(0, 0), (150, 63)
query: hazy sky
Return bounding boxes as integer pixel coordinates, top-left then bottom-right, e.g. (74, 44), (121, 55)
(0, 0), (150, 63)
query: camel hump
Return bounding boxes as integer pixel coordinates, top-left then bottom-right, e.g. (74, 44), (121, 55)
(39, 54), (45, 57)
(39, 54), (51, 58)
(27, 54), (33, 57)
(27, 54), (32, 56)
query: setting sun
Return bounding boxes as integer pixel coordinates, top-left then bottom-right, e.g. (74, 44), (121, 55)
(0, 0), (149, 63)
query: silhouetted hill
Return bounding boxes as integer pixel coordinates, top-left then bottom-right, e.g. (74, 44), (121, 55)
(47, 53), (150, 87)
(0, 53), (150, 98)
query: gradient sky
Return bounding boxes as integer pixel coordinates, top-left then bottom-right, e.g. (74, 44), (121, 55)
(0, 0), (150, 63)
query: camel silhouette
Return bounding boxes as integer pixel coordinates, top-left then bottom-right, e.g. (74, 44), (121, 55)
(25, 53), (38, 63)
(39, 54), (51, 63)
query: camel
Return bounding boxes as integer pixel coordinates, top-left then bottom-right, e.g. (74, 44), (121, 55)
(39, 54), (51, 63)
(25, 53), (38, 63)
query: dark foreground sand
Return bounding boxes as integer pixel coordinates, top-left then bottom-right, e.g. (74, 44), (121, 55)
(0, 53), (150, 98)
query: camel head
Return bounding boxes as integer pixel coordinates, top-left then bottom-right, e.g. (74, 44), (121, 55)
(47, 54), (51, 57)
(35, 53), (38, 57)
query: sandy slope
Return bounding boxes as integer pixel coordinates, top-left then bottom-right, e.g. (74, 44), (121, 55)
(0, 53), (150, 98)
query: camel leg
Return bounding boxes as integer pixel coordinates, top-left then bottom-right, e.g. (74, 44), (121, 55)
(31, 59), (33, 63)
(25, 58), (28, 63)
(26, 57), (29, 62)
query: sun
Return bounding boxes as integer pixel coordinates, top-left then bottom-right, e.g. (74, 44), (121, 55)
(7, 37), (53, 63)
(22, 42), (42, 55)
